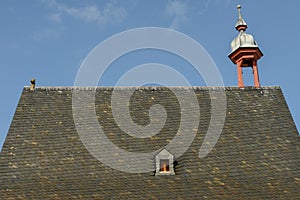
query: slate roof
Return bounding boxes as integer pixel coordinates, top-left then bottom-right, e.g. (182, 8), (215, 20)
(0, 86), (299, 199)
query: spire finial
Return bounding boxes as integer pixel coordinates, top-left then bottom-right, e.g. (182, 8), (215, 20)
(237, 5), (242, 19)
(235, 4), (247, 31)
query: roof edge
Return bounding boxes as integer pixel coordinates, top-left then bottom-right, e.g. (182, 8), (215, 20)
(23, 86), (281, 91)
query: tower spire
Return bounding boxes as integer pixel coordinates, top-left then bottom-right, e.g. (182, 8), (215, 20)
(235, 5), (247, 31)
(237, 5), (242, 19)
(228, 5), (263, 88)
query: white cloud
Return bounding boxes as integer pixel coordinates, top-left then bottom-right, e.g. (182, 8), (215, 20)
(30, 28), (61, 41)
(43, 0), (127, 25)
(165, 0), (234, 29)
(165, 0), (188, 29)
(62, 5), (101, 23)
(48, 13), (62, 23)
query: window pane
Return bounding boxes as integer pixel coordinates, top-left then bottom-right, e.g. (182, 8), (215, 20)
(159, 159), (170, 172)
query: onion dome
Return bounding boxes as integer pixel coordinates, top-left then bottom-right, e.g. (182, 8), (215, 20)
(230, 5), (259, 53)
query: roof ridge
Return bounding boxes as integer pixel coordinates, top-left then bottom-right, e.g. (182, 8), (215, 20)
(23, 86), (281, 91)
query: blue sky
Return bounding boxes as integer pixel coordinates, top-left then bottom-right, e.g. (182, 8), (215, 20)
(1, 0), (299, 150)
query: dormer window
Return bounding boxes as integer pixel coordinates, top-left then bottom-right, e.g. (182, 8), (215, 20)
(159, 159), (170, 173)
(155, 149), (175, 175)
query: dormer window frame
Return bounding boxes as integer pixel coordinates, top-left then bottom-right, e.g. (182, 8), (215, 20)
(155, 149), (175, 175)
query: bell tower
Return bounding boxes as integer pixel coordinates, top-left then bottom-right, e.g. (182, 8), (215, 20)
(228, 5), (263, 88)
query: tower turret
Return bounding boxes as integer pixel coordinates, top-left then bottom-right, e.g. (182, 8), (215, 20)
(228, 5), (263, 88)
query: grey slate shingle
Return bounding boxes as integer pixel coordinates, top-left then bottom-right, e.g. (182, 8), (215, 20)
(0, 86), (299, 199)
